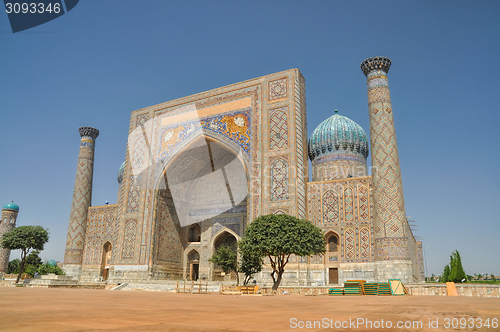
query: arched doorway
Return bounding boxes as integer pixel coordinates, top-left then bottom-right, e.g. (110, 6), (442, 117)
(211, 230), (238, 281)
(325, 231), (339, 284)
(100, 242), (112, 281)
(187, 249), (200, 281)
(326, 232), (339, 253)
(152, 135), (248, 281)
(188, 224), (201, 242)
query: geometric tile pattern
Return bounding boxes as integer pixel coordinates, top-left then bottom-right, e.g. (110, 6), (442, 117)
(365, 67), (409, 261)
(311, 254), (323, 264)
(132, 136), (146, 169)
(269, 107), (288, 150)
(357, 185), (370, 222)
(126, 175), (141, 213)
(344, 228), (355, 260)
(322, 190), (339, 223)
(270, 157), (289, 201)
(268, 77), (287, 101)
(344, 187), (354, 223)
(121, 220), (136, 258)
(359, 227), (371, 259)
(294, 75), (307, 218)
(136, 113), (149, 128)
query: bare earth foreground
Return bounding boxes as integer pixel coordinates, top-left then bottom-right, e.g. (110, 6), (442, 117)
(0, 288), (499, 332)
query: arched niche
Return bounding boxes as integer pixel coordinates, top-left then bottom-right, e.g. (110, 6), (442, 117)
(151, 135), (248, 281)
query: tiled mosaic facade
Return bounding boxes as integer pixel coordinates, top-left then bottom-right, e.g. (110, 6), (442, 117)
(307, 177), (374, 263)
(69, 63), (422, 285)
(82, 204), (117, 265)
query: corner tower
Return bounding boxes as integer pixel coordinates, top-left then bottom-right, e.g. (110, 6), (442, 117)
(63, 126), (99, 277)
(0, 202), (19, 273)
(361, 57), (412, 282)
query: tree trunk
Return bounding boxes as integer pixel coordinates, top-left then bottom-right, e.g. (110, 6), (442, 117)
(16, 249), (27, 284)
(272, 273), (282, 291)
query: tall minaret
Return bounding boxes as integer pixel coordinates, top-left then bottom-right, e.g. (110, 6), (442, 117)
(360, 57), (412, 283)
(63, 126), (99, 277)
(0, 202), (19, 273)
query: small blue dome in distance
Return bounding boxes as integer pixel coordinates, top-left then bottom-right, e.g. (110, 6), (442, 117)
(48, 259), (57, 267)
(308, 110), (369, 162)
(117, 162), (125, 184)
(2, 202), (19, 211)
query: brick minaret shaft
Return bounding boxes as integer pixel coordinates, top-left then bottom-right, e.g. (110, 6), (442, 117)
(361, 57), (410, 261)
(64, 127), (99, 266)
(0, 207), (18, 272)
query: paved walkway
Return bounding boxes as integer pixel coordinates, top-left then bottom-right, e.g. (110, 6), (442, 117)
(0, 287), (499, 331)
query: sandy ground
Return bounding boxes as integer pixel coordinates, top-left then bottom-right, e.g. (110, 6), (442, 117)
(0, 288), (499, 331)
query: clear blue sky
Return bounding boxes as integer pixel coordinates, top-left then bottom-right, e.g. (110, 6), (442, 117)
(1, 1), (499, 276)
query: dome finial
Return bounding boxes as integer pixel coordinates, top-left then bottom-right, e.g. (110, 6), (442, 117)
(335, 109), (338, 114)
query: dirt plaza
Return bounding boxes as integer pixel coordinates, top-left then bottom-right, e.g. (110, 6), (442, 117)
(0, 288), (499, 331)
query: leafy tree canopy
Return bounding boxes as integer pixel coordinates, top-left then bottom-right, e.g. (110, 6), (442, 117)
(441, 250), (466, 283)
(239, 214), (325, 290)
(209, 244), (239, 284)
(238, 244), (263, 285)
(7, 259), (21, 274)
(1, 226), (49, 283)
(26, 250), (42, 268)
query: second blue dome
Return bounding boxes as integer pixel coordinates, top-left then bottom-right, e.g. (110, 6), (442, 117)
(308, 110), (369, 162)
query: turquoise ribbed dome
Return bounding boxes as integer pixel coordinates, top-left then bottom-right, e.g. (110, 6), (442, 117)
(308, 110), (369, 162)
(117, 162), (125, 184)
(2, 202), (19, 211)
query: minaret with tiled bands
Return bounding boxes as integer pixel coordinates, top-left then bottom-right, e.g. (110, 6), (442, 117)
(0, 202), (19, 273)
(63, 127), (99, 276)
(361, 57), (412, 282)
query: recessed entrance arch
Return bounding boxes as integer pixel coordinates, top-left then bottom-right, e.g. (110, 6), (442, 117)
(100, 241), (112, 281)
(187, 249), (200, 281)
(211, 229), (239, 281)
(151, 135), (249, 281)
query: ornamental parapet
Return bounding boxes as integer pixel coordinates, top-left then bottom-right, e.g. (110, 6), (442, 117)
(78, 126), (100, 140)
(360, 56), (392, 76)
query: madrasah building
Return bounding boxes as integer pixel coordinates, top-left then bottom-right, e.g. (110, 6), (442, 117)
(61, 56), (425, 286)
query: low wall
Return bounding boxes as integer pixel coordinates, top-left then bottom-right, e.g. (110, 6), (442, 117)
(260, 284), (500, 297)
(406, 283), (500, 297)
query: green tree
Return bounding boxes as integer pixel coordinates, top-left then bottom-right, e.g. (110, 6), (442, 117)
(1, 226), (49, 283)
(449, 250), (466, 283)
(37, 262), (65, 276)
(238, 244), (263, 285)
(442, 264), (451, 283)
(7, 259), (21, 274)
(239, 214), (325, 291)
(26, 250), (42, 269)
(491, 274), (496, 283)
(209, 244), (239, 285)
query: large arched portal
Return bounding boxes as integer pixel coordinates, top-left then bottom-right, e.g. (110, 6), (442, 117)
(152, 136), (248, 281)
